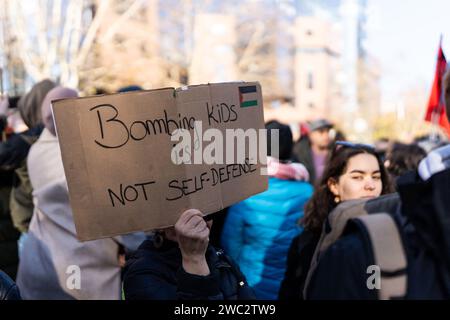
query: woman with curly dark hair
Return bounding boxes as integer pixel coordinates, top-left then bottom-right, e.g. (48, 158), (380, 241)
(384, 142), (427, 182)
(279, 141), (394, 299)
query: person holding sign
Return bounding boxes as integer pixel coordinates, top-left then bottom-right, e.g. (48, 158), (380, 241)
(123, 209), (255, 300)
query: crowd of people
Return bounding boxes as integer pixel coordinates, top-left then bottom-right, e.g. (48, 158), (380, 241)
(0, 73), (449, 300)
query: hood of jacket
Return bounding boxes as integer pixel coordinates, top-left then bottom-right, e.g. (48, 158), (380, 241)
(18, 79), (56, 129)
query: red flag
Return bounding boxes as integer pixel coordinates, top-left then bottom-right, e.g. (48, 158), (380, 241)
(424, 38), (450, 137)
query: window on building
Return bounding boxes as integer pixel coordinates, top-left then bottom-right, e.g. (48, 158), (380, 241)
(307, 72), (314, 90)
(308, 102), (315, 109)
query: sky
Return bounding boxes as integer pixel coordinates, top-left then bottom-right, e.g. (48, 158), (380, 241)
(365, 0), (450, 109)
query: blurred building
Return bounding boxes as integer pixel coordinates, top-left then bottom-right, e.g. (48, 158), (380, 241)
(398, 86), (432, 142)
(189, 14), (237, 84)
(340, 0), (379, 140)
(85, 0), (164, 92)
(357, 54), (381, 136)
(294, 16), (341, 121)
(290, 0), (379, 141)
(0, 1), (27, 95)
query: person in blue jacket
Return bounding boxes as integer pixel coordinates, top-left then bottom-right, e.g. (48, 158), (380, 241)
(221, 120), (313, 299)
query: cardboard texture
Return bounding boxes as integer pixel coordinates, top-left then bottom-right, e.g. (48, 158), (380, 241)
(52, 82), (268, 241)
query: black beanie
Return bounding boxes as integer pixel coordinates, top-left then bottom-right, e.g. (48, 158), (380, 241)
(265, 120), (293, 161)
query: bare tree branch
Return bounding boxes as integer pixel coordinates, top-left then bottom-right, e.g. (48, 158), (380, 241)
(237, 21), (265, 70)
(76, 0), (109, 69)
(98, 0), (144, 44)
(47, 0), (62, 71)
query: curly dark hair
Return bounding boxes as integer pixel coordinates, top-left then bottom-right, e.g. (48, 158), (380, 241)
(385, 142), (426, 179)
(301, 144), (394, 234)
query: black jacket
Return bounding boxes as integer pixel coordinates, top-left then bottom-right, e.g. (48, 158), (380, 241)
(0, 126), (43, 171)
(123, 237), (256, 300)
(0, 125), (43, 233)
(278, 230), (320, 300)
(0, 171), (20, 279)
(307, 169), (450, 299)
(0, 270), (21, 300)
(292, 137), (316, 184)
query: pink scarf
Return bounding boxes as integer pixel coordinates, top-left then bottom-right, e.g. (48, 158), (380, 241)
(267, 156), (310, 182)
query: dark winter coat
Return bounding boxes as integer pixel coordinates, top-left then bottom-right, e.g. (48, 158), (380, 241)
(0, 171), (20, 279)
(0, 126), (43, 233)
(278, 230), (320, 300)
(307, 169), (450, 299)
(123, 237), (256, 300)
(292, 137), (316, 184)
(0, 270), (21, 300)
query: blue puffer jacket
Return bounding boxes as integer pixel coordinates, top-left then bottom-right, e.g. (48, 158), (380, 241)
(221, 177), (313, 299)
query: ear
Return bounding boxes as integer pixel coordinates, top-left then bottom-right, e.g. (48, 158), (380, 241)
(327, 177), (339, 197)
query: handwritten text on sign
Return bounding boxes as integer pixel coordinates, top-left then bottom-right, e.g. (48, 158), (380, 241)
(52, 82), (267, 241)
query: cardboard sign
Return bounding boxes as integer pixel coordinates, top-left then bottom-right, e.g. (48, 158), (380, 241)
(52, 82), (268, 241)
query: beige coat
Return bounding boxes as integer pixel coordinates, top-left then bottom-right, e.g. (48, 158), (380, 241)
(16, 129), (145, 299)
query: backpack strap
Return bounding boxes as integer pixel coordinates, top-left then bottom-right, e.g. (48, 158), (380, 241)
(303, 198), (368, 299)
(354, 213), (407, 300)
(303, 194), (402, 299)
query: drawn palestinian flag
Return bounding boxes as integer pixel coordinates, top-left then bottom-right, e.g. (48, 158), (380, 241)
(239, 85), (258, 108)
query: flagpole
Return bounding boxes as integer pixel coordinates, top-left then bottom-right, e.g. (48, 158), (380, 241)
(430, 34), (444, 142)
(430, 110), (439, 142)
